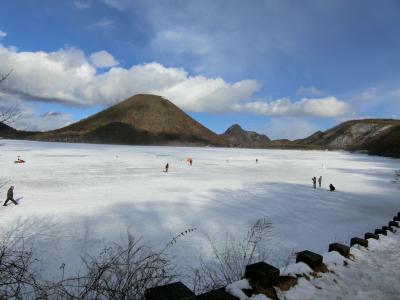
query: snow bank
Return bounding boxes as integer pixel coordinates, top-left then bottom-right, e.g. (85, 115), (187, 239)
(275, 230), (400, 299)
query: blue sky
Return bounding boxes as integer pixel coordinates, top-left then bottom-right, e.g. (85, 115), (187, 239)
(0, 0), (400, 139)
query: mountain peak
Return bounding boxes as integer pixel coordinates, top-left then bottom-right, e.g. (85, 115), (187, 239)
(37, 94), (224, 145)
(224, 124), (245, 135)
(222, 123), (270, 147)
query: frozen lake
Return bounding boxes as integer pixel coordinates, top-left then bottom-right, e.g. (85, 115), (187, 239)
(0, 139), (399, 280)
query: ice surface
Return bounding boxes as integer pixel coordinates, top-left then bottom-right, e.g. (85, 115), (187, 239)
(0, 139), (399, 282)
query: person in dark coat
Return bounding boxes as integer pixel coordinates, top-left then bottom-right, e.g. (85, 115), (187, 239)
(329, 184), (336, 191)
(165, 163), (169, 173)
(312, 177), (316, 189)
(3, 186), (18, 206)
(318, 176), (322, 188)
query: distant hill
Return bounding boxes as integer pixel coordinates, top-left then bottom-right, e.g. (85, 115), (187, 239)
(0, 122), (18, 137)
(0, 122), (32, 139)
(33, 94), (225, 146)
(221, 124), (270, 147)
(295, 119), (400, 150)
(0, 94), (399, 158)
(357, 124), (400, 157)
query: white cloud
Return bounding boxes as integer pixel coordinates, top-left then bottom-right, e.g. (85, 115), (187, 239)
(0, 44), (354, 118)
(73, 0), (90, 9)
(237, 96), (352, 118)
(296, 85), (324, 97)
(100, 0), (129, 11)
(89, 51), (119, 68)
(0, 30), (7, 39)
(0, 45), (260, 112)
(92, 18), (115, 29)
(152, 30), (212, 56)
(25, 111), (73, 131)
(348, 85), (400, 119)
(265, 118), (319, 140)
(0, 97), (73, 131)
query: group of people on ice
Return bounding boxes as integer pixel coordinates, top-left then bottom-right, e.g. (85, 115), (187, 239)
(4, 155), (339, 208)
(312, 176), (335, 191)
(164, 157), (193, 173)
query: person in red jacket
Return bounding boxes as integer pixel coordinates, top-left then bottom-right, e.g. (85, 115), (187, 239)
(3, 186), (18, 206)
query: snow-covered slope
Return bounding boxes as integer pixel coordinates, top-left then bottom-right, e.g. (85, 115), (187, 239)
(0, 140), (399, 282)
(277, 230), (400, 299)
(226, 230), (400, 300)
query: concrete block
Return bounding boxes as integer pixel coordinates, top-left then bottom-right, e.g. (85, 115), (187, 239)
(296, 250), (323, 270)
(328, 243), (350, 257)
(375, 228), (387, 236)
(197, 288), (238, 300)
(382, 226), (394, 233)
(245, 261), (280, 287)
(350, 237), (368, 248)
(364, 232), (379, 240)
(145, 282), (196, 300)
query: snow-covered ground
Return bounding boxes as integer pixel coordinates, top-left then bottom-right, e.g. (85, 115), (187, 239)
(227, 230), (400, 300)
(0, 139), (399, 281)
(278, 230), (400, 299)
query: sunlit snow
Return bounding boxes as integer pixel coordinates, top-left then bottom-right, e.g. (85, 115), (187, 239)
(0, 139), (399, 280)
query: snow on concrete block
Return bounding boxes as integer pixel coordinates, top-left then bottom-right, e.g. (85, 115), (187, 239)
(145, 282), (196, 300)
(365, 232), (379, 240)
(244, 261), (280, 287)
(382, 226), (394, 233)
(280, 262), (313, 277)
(328, 243), (350, 258)
(226, 279), (251, 300)
(296, 250), (323, 270)
(375, 228), (387, 236)
(350, 237), (368, 248)
(197, 288), (238, 300)
(389, 221), (399, 228)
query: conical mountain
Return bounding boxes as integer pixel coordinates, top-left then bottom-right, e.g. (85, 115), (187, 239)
(37, 94), (225, 146)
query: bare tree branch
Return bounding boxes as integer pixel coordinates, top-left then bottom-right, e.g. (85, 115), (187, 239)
(0, 70), (20, 125)
(191, 217), (273, 294)
(0, 70), (12, 84)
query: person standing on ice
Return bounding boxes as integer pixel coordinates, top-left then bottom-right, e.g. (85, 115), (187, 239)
(3, 186), (18, 206)
(312, 177), (317, 189)
(165, 163), (169, 173)
(318, 176), (322, 188)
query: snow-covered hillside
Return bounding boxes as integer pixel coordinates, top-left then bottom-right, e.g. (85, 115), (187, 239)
(0, 140), (399, 281)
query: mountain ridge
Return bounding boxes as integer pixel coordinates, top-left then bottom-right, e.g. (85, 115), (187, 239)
(0, 94), (399, 157)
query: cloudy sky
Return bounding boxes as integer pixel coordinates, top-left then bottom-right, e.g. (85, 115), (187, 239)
(0, 0), (399, 139)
